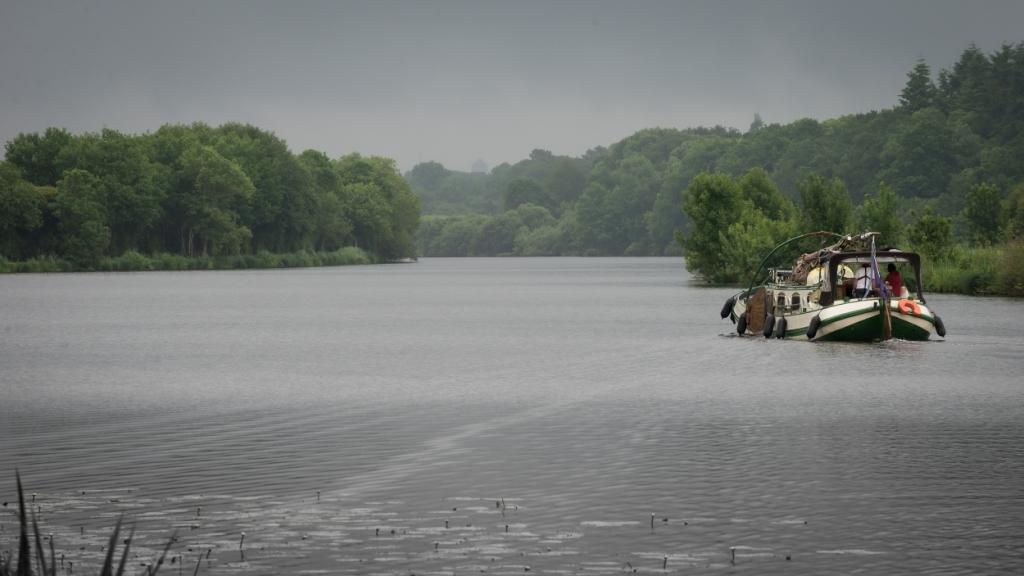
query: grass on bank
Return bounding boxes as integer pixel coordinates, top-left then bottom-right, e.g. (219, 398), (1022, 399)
(0, 247), (374, 274)
(922, 241), (1024, 296)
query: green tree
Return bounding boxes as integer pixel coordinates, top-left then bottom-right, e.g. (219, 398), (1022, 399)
(472, 210), (524, 256)
(60, 129), (165, 254)
(878, 107), (956, 197)
(298, 150), (353, 251)
(575, 154), (659, 255)
(573, 182), (613, 254)
(856, 183), (903, 246)
(906, 208), (953, 261)
(2, 122), (424, 265)
(436, 216), (486, 256)
(647, 185), (685, 255)
(798, 174), (852, 233)
(418, 171), (497, 214)
(514, 209), (578, 256)
(748, 113), (765, 134)
(212, 123), (311, 252)
(177, 146), (255, 256)
(4, 127), (73, 186)
(937, 43), (991, 132)
(336, 154), (420, 259)
(718, 209), (797, 285)
(1003, 184), (1024, 240)
(513, 203), (556, 230)
(503, 178), (550, 211)
(55, 169), (109, 266)
(341, 181), (390, 255)
(769, 118), (829, 194)
(388, 179), (422, 259)
(0, 162), (44, 259)
(610, 155), (660, 254)
(669, 136), (734, 188)
(543, 158), (586, 208)
(739, 167), (795, 221)
(680, 172), (745, 283)
(962, 182), (1003, 245)
(465, 204), (557, 256)
(899, 58), (936, 113)
(405, 161), (450, 192)
(984, 43), (1024, 143)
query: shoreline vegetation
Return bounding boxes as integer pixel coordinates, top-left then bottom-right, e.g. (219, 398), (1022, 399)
(0, 246), (374, 274)
(1, 123), (420, 273)
(922, 243), (1024, 296)
(677, 169), (1024, 297)
(402, 43), (1024, 297)
(4, 45), (1024, 296)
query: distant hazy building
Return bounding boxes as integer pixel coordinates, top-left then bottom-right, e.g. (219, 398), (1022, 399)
(471, 159), (489, 174)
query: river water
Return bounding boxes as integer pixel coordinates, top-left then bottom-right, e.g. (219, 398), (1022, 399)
(1, 258), (1022, 575)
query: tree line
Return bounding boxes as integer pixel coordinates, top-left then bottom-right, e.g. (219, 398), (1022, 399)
(0, 123), (420, 268)
(409, 42), (1024, 275)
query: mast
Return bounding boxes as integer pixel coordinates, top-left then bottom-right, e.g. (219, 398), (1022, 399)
(870, 235), (893, 341)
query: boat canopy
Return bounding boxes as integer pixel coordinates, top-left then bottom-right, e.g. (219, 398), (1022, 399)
(819, 251), (924, 305)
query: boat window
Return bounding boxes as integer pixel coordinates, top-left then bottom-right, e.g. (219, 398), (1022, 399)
(777, 293), (786, 310)
(791, 293), (801, 310)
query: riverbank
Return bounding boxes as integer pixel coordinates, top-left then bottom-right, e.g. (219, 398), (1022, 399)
(922, 242), (1024, 296)
(4, 245), (1020, 297)
(706, 242), (1024, 297)
(0, 246), (375, 273)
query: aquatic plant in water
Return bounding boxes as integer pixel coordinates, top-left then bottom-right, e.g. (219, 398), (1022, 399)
(0, 472), (177, 576)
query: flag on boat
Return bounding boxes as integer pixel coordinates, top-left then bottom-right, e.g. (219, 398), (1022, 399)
(870, 237), (888, 298)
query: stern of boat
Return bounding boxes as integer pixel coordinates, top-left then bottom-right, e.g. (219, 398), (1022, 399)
(810, 297), (942, 342)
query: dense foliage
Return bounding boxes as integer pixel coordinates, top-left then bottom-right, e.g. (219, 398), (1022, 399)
(409, 42), (1024, 294)
(1, 123), (419, 268)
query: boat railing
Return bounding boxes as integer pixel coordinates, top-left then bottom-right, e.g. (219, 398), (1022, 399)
(743, 231), (844, 304)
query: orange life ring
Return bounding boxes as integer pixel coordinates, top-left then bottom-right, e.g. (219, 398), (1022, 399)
(898, 299), (921, 316)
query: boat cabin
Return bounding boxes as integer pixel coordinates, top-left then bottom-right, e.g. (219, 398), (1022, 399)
(819, 251), (924, 306)
(764, 267), (816, 316)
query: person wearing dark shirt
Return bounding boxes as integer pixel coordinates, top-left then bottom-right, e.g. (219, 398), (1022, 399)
(885, 262), (904, 297)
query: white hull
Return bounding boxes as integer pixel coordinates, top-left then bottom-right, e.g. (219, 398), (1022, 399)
(729, 293), (940, 341)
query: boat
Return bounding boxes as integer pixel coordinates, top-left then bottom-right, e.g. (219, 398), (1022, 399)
(720, 231), (947, 342)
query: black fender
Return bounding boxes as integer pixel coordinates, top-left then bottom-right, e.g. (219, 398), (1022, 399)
(736, 312), (748, 336)
(763, 313), (775, 338)
(775, 317), (788, 339)
(806, 314), (822, 340)
(934, 315), (946, 337)
(720, 295), (737, 319)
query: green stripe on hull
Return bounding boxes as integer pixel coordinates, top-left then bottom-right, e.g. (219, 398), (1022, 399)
(890, 316), (932, 341)
(770, 303), (934, 341)
(816, 313), (933, 342)
(816, 315), (883, 342)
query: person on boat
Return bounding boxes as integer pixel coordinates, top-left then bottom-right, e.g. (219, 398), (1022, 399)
(853, 263), (876, 298)
(885, 262), (905, 298)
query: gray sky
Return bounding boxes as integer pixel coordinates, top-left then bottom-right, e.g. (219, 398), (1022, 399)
(2, 0), (1022, 172)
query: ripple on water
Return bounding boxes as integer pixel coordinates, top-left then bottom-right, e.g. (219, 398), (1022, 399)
(3, 260), (1024, 574)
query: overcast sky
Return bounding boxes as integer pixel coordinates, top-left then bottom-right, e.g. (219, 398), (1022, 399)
(2, 0), (1022, 172)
